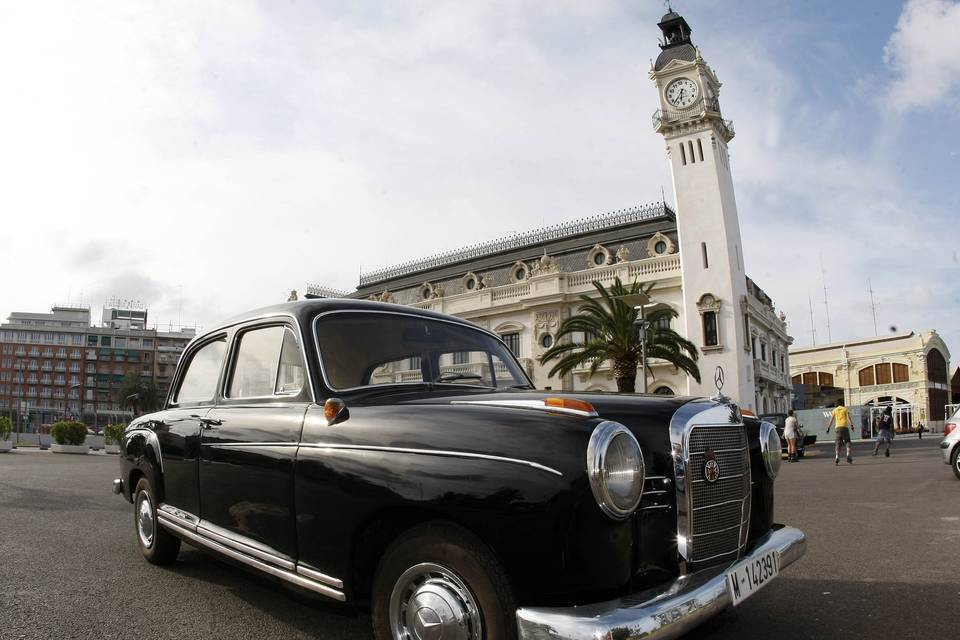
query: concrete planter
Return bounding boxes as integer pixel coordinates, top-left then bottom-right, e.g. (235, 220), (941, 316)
(104, 444), (120, 455)
(0, 440), (13, 453)
(51, 443), (89, 454)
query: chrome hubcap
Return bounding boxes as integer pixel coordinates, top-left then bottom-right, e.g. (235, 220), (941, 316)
(136, 491), (155, 548)
(389, 562), (482, 640)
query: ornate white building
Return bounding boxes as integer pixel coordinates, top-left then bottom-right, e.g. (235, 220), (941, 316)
(308, 9), (793, 413)
(790, 331), (952, 431)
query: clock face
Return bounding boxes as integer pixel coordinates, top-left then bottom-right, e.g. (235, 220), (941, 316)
(665, 77), (699, 108)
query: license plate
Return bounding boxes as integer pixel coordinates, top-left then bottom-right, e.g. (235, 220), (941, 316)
(725, 549), (780, 606)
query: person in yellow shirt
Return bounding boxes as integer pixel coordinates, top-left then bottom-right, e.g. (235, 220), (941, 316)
(826, 398), (853, 465)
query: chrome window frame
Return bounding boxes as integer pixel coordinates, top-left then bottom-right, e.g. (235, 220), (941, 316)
(165, 312), (316, 408)
(221, 323), (312, 403)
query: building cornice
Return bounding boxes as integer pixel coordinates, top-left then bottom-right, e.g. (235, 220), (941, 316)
(358, 202), (674, 288)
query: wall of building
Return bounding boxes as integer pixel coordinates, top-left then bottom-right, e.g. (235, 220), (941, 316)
(789, 331), (951, 430)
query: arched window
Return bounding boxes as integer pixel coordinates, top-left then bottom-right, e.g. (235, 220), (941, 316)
(702, 312), (718, 347)
(892, 363), (908, 383)
(653, 385), (674, 396)
(927, 349), (947, 384)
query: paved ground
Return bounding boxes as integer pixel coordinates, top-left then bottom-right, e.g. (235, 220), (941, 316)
(1, 438), (956, 639)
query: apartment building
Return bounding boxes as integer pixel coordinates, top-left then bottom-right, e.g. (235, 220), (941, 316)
(0, 303), (194, 429)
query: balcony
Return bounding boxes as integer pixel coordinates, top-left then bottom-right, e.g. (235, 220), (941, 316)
(651, 97), (734, 141)
(754, 358), (788, 387)
(412, 253), (683, 316)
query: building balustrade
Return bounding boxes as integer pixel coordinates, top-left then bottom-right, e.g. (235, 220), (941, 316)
(411, 253), (682, 315)
(754, 358), (788, 387)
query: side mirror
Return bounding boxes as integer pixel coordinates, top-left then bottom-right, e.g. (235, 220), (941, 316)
(323, 398), (350, 426)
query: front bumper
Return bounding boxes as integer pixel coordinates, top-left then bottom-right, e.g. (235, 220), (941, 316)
(516, 525), (806, 640)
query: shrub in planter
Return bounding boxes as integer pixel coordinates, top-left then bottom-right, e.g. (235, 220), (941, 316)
(103, 423), (126, 447)
(103, 423), (125, 453)
(0, 416), (11, 441)
(50, 420), (88, 446)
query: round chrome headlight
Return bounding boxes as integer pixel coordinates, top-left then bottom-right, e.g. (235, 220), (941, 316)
(587, 421), (645, 519)
(759, 421), (782, 479)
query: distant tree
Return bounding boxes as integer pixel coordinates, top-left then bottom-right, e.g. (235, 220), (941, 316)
(118, 372), (160, 415)
(539, 277), (701, 393)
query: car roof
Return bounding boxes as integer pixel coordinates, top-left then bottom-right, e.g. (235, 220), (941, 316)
(203, 299), (488, 339)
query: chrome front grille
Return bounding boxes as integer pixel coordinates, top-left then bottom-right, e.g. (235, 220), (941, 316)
(686, 425), (750, 564)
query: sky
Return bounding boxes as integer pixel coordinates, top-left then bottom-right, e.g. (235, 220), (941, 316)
(0, 0), (957, 366)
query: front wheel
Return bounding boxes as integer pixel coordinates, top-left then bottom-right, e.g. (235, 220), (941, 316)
(133, 477), (181, 564)
(952, 447), (960, 480)
(371, 522), (516, 640)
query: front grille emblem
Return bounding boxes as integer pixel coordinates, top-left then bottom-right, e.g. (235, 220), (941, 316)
(703, 449), (720, 484)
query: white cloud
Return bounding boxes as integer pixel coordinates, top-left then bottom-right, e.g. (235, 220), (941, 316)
(883, 0), (960, 111)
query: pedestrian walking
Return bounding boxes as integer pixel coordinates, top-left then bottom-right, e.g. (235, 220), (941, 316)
(917, 422), (924, 440)
(873, 406), (893, 457)
(826, 399), (854, 465)
(784, 410), (799, 462)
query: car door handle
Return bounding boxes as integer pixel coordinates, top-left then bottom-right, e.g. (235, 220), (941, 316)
(199, 417), (223, 428)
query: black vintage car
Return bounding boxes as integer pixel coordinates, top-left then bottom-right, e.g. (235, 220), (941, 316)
(759, 413), (818, 459)
(113, 300), (805, 640)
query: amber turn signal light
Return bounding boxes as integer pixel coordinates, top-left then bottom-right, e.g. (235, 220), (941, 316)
(324, 398), (348, 425)
(544, 397), (596, 415)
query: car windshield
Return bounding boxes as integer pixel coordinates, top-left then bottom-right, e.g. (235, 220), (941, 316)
(314, 311), (531, 392)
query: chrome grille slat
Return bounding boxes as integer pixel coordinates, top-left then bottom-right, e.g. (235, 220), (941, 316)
(686, 425), (750, 564)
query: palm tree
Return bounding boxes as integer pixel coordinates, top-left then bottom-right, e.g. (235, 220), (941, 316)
(539, 277), (701, 393)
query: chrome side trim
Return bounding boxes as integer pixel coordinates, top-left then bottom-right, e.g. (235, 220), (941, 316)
(195, 521), (296, 571)
(158, 515), (346, 602)
(297, 565), (344, 589)
(516, 526), (807, 640)
(298, 442), (562, 477)
(209, 442), (298, 448)
(157, 503), (199, 530)
(450, 399), (598, 418)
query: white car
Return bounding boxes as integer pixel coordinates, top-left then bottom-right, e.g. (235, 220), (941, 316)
(941, 408), (960, 479)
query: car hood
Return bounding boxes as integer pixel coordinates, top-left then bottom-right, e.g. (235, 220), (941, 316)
(345, 388), (699, 481)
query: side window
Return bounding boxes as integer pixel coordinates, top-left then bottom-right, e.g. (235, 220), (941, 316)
(175, 338), (227, 404)
(228, 325), (306, 399)
(276, 328), (306, 395)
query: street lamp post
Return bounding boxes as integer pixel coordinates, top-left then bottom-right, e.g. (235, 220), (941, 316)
(617, 292), (652, 394)
(125, 393), (140, 421)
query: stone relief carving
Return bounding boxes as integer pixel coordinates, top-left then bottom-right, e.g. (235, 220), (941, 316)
(697, 293), (721, 312)
(480, 275), (494, 289)
(532, 252), (559, 275)
(615, 245), (631, 262)
(534, 310), (559, 338)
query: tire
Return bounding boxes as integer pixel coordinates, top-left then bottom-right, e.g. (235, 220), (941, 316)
(371, 521), (516, 640)
(133, 477), (181, 565)
(952, 447), (960, 481)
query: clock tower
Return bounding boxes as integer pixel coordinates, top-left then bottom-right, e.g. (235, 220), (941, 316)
(650, 10), (754, 409)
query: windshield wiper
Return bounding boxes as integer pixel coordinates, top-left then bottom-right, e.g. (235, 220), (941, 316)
(434, 373), (484, 383)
